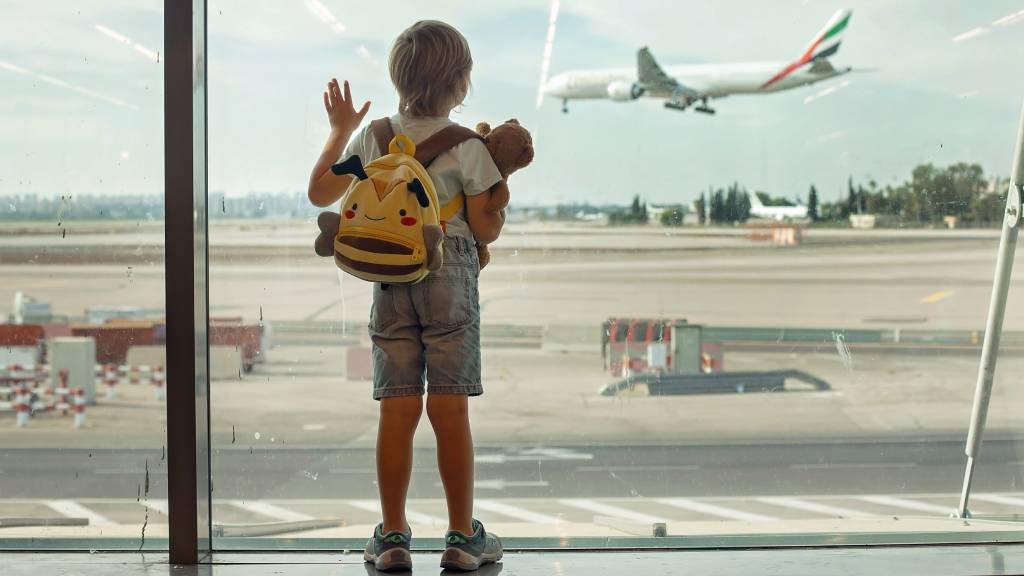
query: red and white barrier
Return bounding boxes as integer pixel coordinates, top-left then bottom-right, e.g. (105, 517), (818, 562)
(1, 365), (84, 428)
(73, 388), (86, 428)
(102, 364), (118, 399)
(152, 365), (165, 401)
(15, 386), (29, 427)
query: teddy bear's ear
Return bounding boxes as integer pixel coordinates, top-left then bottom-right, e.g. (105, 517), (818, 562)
(475, 122), (491, 137)
(505, 118), (520, 125)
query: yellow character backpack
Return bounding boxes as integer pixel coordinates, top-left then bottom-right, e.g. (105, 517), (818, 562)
(314, 118), (484, 284)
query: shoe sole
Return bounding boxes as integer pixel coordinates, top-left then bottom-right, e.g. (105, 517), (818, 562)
(365, 547), (412, 572)
(439, 547), (503, 571)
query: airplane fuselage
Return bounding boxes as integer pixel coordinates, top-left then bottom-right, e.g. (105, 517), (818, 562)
(545, 61), (848, 103)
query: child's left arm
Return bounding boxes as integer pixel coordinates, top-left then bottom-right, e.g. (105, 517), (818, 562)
(466, 182), (507, 245)
(460, 140), (505, 246)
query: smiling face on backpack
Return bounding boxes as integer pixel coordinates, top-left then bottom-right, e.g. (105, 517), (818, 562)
(324, 154), (444, 283)
(341, 163), (427, 235)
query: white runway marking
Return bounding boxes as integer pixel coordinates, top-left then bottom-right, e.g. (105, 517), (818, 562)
(972, 494), (1024, 508)
(347, 499), (446, 526)
(475, 500), (562, 524)
(45, 500), (113, 526)
(558, 499), (665, 523)
(756, 497), (874, 518)
(856, 495), (954, 516)
(658, 498), (778, 522)
(142, 499), (169, 516)
(229, 500), (314, 522)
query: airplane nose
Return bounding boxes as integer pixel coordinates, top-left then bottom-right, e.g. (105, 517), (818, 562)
(544, 73), (569, 97)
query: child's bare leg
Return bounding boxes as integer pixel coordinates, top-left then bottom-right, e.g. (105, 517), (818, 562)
(426, 394), (474, 535)
(377, 395), (423, 533)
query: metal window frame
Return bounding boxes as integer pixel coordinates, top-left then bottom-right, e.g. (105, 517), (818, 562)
(165, 0), (211, 565)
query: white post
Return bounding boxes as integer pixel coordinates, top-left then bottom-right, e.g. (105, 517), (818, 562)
(957, 99), (1024, 518)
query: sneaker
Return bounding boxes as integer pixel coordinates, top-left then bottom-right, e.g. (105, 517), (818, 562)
(363, 523), (412, 572)
(440, 519), (503, 571)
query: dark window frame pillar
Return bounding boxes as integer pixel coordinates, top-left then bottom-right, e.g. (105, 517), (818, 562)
(164, 0), (211, 564)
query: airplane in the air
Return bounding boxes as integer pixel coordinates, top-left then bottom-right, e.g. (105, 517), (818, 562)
(543, 8), (853, 114)
(748, 191), (810, 221)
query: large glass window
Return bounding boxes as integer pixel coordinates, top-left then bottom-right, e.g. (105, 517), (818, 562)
(6, 0), (1024, 552)
(203, 0), (1024, 548)
(0, 1), (167, 548)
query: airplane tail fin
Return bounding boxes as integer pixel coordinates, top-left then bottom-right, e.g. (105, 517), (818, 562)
(747, 191), (764, 209)
(802, 8), (851, 63)
(762, 9), (852, 88)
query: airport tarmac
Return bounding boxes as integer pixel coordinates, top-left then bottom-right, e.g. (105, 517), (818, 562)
(0, 221), (1019, 331)
(3, 220), (1024, 448)
(4, 221), (1024, 538)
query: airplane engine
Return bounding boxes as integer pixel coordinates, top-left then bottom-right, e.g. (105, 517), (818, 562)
(606, 81), (644, 101)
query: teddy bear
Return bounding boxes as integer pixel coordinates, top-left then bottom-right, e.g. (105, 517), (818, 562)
(473, 118), (534, 269)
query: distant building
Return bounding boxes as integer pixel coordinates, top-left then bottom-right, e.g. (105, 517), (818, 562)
(647, 203), (687, 224)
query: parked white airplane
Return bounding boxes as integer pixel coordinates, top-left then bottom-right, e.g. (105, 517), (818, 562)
(748, 192), (809, 221)
(543, 9), (853, 114)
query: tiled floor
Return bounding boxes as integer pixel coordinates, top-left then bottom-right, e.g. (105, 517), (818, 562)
(3, 546), (1024, 576)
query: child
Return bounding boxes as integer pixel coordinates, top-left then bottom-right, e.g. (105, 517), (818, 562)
(307, 20), (505, 572)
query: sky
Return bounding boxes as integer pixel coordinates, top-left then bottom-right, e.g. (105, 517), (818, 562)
(1, 0), (1023, 206)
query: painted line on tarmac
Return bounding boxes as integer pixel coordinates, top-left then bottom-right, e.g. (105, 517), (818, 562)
(94, 468), (167, 475)
(921, 290), (954, 303)
(790, 462), (917, 470)
(657, 498), (778, 522)
(347, 499), (446, 526)
(577, 464), (701, 472)
(855, 495), (956, 516)
(558, 499), (666, 523)
(756, 497), (875, 518)
(475, 500), (563, 524)
(45, 500), (113, 526)
(143, 499), (169, 516)
(972, 494), (1024, 508)
(229, 500), (315, 522)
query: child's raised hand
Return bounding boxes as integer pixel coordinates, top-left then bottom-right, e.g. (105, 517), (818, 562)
(324, 78), (370, 135)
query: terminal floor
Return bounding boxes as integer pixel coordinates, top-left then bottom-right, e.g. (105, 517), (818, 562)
(4, 545), (1024, 575)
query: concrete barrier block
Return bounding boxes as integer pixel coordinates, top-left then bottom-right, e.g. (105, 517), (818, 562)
(0, 346), (38, 368)
(210, 346), (243, 380)
(49, 337), (97, 403)
(126, 345), (166, 368)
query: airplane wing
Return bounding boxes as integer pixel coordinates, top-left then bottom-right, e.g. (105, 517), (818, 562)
(638, 47), (704, 111)
(638, 47), (680, 94)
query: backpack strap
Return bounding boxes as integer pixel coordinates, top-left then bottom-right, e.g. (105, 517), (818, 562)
(416, 125), (484, 223)
(369, 117), (396, 157)
(369, 120), (485, 223)
(414, 125), (484, 167)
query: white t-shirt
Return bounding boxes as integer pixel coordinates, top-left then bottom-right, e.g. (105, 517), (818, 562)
(342, 114), (502, 240)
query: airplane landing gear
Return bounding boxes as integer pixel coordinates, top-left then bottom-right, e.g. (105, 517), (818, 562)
(694, 97), (716, 115)
(561, 99), (569, 114)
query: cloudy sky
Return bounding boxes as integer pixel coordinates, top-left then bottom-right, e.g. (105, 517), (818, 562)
(2, 0), (1023, 206)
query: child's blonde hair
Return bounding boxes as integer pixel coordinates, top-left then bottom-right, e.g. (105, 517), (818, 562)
(389, 20), (472, 117)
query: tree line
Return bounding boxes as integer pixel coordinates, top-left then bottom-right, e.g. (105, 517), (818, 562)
(610, 162), (1005, 227)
